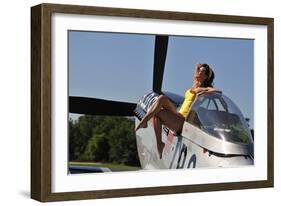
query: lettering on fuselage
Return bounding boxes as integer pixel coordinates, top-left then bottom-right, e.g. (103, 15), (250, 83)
(176, 144), (197, 169)
(187, 154), (197, 168)
(176, 144), (187, 169)
(164, 128), (197, 169)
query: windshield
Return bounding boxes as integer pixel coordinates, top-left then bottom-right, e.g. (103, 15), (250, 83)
(186, 93), (253, 144)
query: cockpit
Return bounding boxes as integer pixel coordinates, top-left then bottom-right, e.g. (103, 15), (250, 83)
(185, 93), (253, 145)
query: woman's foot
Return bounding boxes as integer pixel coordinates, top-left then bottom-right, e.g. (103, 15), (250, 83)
(135, 120), (148, 131)
(157, 142), (165, 159)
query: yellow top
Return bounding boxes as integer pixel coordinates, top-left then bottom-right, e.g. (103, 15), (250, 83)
(178, 89), (196, 118)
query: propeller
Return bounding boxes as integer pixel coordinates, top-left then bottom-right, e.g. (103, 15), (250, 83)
(153, 35), (169, 93)
(69, 96), (136, 116)
(69, 35), (169, 116)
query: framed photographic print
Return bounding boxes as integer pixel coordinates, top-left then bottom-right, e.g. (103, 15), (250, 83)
(31, 3), (274, 202)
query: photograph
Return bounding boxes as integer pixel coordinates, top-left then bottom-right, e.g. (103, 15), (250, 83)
(68, 31), (254, 174)
(31, 3), (273, 201)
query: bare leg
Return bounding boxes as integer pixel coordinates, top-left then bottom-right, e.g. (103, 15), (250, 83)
(153, 110), (184, 159)
(153, 116), (165, 159)
(156, 109), (185, 135)
(135, 95), (178, 131)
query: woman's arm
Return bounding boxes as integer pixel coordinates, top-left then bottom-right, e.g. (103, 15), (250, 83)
(191, 87), (221, 94)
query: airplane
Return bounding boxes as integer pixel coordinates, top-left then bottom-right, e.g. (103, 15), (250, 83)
(134, 91), (254, 170)
(68, 35), (254, 172)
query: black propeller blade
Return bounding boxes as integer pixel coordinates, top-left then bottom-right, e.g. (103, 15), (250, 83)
(69, 35), (168, 116)
(153, 35), (169, 93)
(69, 96), (136, 116)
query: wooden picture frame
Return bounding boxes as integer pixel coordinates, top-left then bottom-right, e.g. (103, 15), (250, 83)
(31, 3), (274, 202)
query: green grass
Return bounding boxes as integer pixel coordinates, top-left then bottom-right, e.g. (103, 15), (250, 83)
(69, 161), (141, 172)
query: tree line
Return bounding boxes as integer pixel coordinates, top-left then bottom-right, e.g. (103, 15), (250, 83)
(69, 115), (140, 166)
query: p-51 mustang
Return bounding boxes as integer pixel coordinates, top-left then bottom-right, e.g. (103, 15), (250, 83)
(134, 91), (254, 169)
(69, 35), (253, 172)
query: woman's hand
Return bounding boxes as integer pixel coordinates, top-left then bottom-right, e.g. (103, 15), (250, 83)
(197, 87), (222, 96)
(206, 87), (222, 93)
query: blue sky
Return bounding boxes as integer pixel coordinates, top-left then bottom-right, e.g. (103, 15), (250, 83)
(68, 31), (253, 128)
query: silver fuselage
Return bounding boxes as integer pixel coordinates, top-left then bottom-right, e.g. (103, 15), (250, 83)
(134, 91), (254, 170)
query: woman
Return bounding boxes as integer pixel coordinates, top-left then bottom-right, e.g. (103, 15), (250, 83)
(135, 63), (220, 158)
